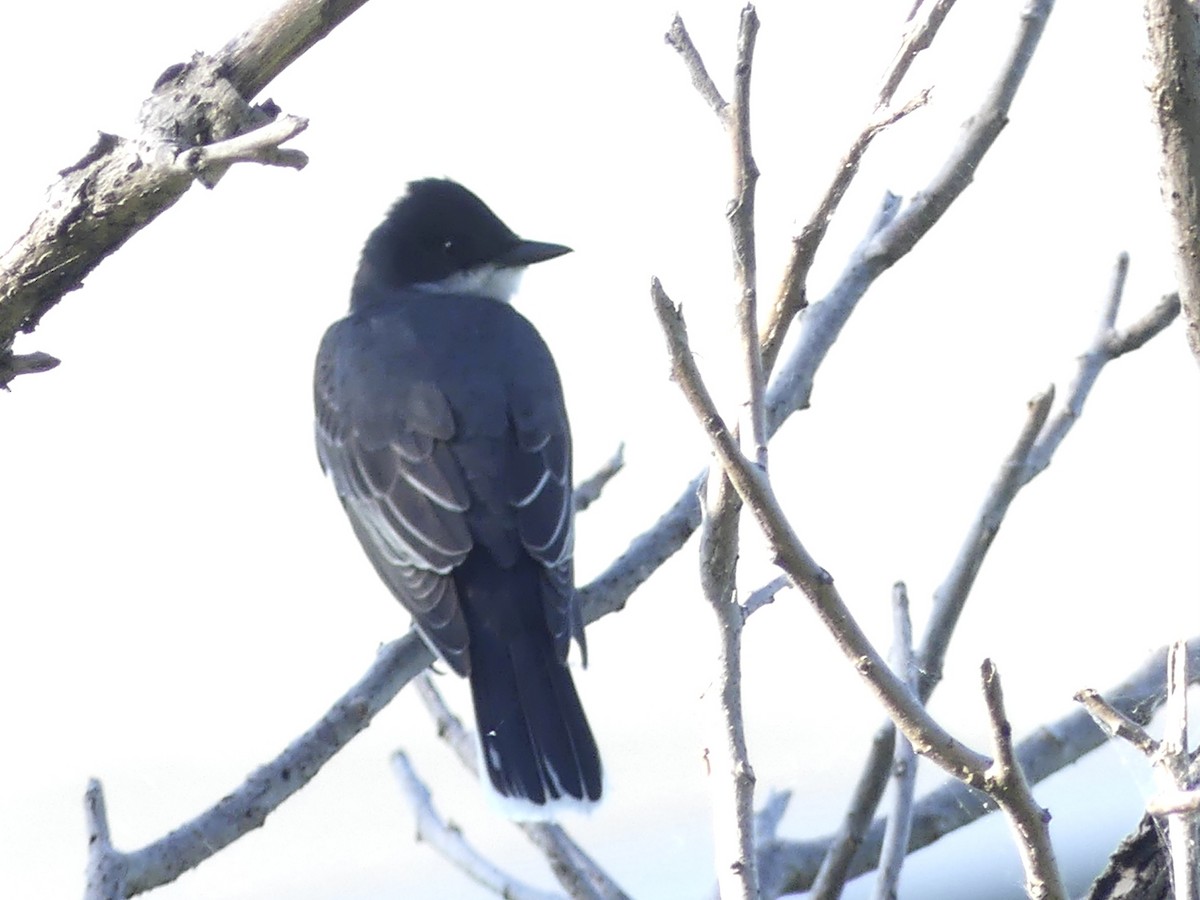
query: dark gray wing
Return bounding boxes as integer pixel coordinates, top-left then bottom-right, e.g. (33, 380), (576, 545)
(315, 318), (474, 674)
(509, 377), (583, 665)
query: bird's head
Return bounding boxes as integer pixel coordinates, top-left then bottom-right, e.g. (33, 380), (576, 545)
(356, 178), (571, 303)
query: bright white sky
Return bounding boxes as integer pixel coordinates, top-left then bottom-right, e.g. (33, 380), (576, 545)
(1, 2), (1197, 898)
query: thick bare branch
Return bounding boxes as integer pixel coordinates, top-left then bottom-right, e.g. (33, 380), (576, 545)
(84, 780), (126, 900)
(1145, 0), (1200, 367)
(93, 632), (433, 896)
(0, 0), (367, 384)
(220, 0), (374, 100)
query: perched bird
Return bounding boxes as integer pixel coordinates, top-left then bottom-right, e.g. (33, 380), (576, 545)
(314, 178), (601, 814)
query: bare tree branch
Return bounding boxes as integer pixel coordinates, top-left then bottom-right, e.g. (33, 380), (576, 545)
(0, 350), (60, 389)
(0, 0), (371, 386)
(876, 0), (959, 110)
(979, 659), (1067, 899)
(1026, 259), (1180, 479)
(84, 780), (126, 900)
(1145, 0), (1200, 367)
(766, 6), (1057, 439)
(664, 16), (728, 117)
(868, 584), (919, 900)
(809, 387), (1052, 893)
(666, 9), (766, 898)
(1073, 689), (1160, 757)
(810, 254), (1179, 893)
(650, 277), (992, 779)
(762, 639), (1200, 895)
(390, 752), (562, 900)
(1159, 642), (1199, 900)
(573, 443), (626, 513)
(726, 5), (767, 469)
(86, 632), (433, 897)
(741, 573), (790, 620)
(761, 55), (936, 374)
(585, 0), (1060, 643)
(219, 0), (373, 100)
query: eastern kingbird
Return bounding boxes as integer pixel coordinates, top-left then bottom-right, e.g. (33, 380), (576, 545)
(314, 178), (601, 814)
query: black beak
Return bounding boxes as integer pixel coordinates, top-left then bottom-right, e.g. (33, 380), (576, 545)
(497, 239), (572, 268)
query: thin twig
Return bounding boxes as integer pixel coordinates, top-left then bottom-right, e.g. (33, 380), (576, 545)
(664, 15), (728, 116)
(573, 443), (626, 513)
(979, 660), (1067, 899)
(741, 573), (790, 620)
(390, 752), (562, 900)
(177, 113), (309, 188)
(870, 584), (919, 900)
(0, 350), (60, 389)
(806, 722), (897, 898)
(725, 5), (767, 469)
(1160, 642), (1198, 900)
(1026, 257), (1180, 479)
(876, 0), (959, 109)
(1074, 689), (1160, 756)
(917, 386), (1055, 695)
(760, 91), (928, 377)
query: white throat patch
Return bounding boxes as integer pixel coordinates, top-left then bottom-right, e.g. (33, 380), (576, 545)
(415, 264), (526, 303)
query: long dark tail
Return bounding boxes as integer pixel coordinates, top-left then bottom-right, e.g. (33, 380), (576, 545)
(467, 627), (602, 812)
